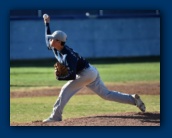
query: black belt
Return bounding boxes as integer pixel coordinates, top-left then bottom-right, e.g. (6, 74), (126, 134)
(77, 64), (90, 73)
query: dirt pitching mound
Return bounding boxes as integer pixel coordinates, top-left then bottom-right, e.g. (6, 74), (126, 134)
(11, 112), (160, 126)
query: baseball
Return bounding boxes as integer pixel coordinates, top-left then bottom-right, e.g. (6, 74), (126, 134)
(85, 12), (90, 16)
(43, 14), (49, 19)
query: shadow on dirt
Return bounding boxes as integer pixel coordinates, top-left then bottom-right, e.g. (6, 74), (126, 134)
(90, 112), (160, 124)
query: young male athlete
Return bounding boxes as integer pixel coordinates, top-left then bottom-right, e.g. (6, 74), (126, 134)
(42, 15), (146, 123)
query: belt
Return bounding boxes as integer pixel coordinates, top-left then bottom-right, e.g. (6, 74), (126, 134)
(77, 64), (90, 74)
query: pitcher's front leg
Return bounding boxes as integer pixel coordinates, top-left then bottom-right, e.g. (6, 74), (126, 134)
(50, 80), (83, 121)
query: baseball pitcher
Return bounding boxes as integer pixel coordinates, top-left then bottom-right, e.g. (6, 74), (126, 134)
(42, 14), (146, 123)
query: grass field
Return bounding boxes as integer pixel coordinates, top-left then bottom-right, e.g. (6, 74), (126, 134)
(10, 95), (160, 123)
(10, 62), (160, 91)
(10, 62), (160, 123)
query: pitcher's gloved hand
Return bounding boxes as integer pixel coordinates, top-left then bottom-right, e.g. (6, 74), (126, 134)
(54, 62), (68, 77)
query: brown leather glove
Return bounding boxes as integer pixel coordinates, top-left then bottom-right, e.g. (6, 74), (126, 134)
(54, 62), (68, 77)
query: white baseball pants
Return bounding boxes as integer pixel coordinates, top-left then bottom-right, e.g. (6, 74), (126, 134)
(49, 65), (136, 120)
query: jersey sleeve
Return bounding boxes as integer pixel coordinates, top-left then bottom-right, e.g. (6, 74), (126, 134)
(45, 23), (52, 50)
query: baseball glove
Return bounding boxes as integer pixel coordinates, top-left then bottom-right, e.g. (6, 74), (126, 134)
(54, 62), (68, 77)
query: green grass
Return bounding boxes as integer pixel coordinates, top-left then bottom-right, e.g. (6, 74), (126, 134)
(10, 62), (160, 91)
(10, 62), (160, 123)
(10, 95), (160, 123)
(95, 62), (160, 82)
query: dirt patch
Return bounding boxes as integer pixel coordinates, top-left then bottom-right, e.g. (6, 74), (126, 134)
(10, 82), (160, 98)
(11, 112), (160, 126)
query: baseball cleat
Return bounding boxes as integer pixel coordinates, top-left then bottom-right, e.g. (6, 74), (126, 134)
(132, 94), (146, 112)
(43, 118), (62, 123)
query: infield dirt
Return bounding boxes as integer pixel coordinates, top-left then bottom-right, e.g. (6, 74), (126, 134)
(10, 82), (160, 126)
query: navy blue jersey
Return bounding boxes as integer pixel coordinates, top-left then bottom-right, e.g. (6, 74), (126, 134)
(45, 23), (89, 80)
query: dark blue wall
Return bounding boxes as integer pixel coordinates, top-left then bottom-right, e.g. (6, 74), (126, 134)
(10, 17), (160, 60)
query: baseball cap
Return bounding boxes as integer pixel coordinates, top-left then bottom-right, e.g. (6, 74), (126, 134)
(47, 30), (67, 42)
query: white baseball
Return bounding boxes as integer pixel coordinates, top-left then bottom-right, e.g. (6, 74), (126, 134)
(43, 14), (49, 19)
(85, 12), (90, 16)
